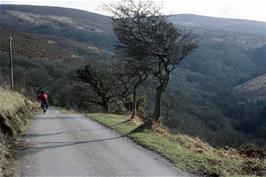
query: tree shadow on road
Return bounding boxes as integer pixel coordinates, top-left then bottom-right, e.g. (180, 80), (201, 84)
(24, 128), (106, 138)
(24, 135), (126, 156)
(34, 116), (84, 120)
(22, 119), (146, 157)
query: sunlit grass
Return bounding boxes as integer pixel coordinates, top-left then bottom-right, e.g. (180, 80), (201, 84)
(86, 113), (260, 176)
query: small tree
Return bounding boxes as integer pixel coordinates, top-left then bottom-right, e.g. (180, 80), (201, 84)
(77, 64), (115, 112)
(149, 18), (197, 122)
(113, 59), (149, 119)
(109, 0), (155, 119)
(127, 60), (149, 119)
(112, 62), (136, 107)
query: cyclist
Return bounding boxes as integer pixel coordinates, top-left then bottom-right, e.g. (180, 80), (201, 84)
(37, 90), (49, 114)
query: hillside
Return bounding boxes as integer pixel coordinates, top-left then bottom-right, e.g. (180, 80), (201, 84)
(0, 4), (111, 32)
(221, 74), (266, 143)
(0, 4), (266, 147)
(0, 88), (38, 177)
(234, 74), (266, 99)
(0, 27), (112, 63)
(0, 5), (113, 50)
(169, 14), (266, 36)
(0, 27), (80, 62)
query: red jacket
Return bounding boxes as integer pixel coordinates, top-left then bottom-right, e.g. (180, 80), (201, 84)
(38, 93), (48, 102)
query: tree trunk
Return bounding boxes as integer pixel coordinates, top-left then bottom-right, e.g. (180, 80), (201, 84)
(153, 86), (163, 122)
(153, 72), (170, 123)
(103, 103), (108, 113)
(130, 85), (137, 119)
(102, 98), (109, 113)
(130, 73), (147, 120)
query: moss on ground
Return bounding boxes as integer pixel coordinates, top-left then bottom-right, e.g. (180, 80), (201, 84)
(87, 113), (266, 177)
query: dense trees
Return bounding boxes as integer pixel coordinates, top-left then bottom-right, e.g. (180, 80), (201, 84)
(77, 61), (149, 116)
(77, 64), (116, 112)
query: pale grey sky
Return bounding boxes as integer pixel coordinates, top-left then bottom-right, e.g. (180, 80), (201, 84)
(1, 0), (266, 22)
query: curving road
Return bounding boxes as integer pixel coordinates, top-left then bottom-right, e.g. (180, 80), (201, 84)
(20, 108), (195, 176)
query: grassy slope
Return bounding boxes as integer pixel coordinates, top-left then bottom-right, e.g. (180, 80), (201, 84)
(0, 88), (38, 135)
(87, 113), (265, 177)
(0, 88), (38, 177)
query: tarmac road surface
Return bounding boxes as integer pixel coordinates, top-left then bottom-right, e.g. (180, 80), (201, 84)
(20, 108), (195, 177)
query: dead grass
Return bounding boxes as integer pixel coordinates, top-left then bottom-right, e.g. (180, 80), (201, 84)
(0, 88), (38, 177)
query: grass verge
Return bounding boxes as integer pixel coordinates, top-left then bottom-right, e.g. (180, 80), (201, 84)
(87, 113), (265, 177)
(0, 88), (39, 177)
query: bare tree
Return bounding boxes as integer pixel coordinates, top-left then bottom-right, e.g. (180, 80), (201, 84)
(149, 18), (198, 122)
(125, 59), (149, 119)
(108, 0), (156, 119)
(113, 59), (150, 119)
(112, 62), (136, 107)
(108, 0), (197, 123)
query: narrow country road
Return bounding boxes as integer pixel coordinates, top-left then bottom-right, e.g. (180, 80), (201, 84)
(20, 108), (194, 176)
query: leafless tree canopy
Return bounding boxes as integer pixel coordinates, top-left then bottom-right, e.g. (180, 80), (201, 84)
(108, 0), (197, 122)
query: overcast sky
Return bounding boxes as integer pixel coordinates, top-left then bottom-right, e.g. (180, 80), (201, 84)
(2, 0), (266, 22)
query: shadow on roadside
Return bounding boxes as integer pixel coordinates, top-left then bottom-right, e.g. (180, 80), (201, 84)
(23, 120), (145, 157)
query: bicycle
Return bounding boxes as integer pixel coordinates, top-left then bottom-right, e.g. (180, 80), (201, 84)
(41, 102), (48, 114)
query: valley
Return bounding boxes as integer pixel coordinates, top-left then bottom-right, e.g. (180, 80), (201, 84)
(0, 4), (266, 147)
